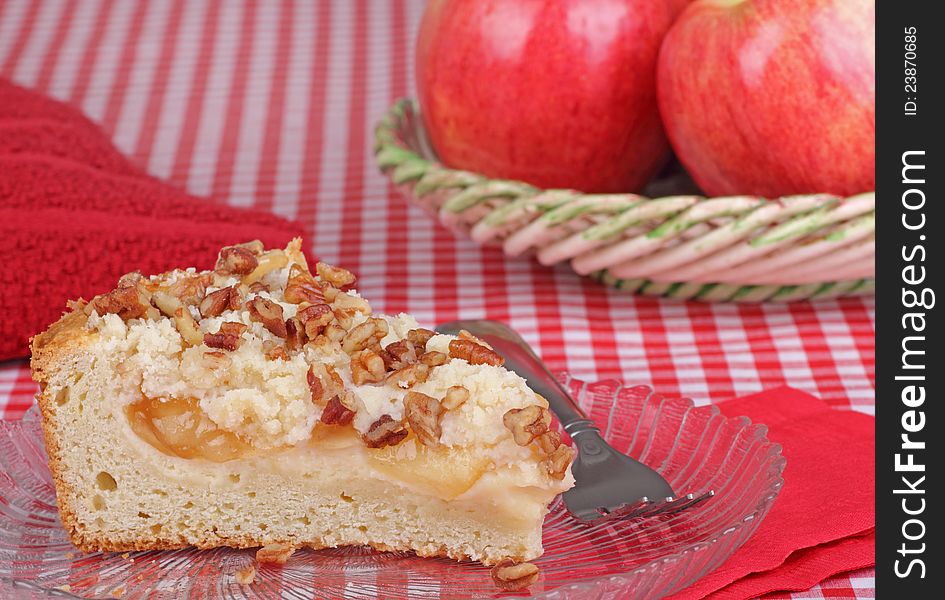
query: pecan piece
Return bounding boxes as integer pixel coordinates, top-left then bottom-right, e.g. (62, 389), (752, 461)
(285, 317), (307, 351)
(458, 329), (495, 350)
(204, 322), (247, 351)
(117, 271), (144, 288)
(284, 263), (325, 304)
(242, 249), (289, 286)
(406, 328), (435, 349)
(350, 349), (386, 385)
(88, 285), (151, 321)
(332, 292), (371, 316)
(150, 290), (181, 318)
(255, 543), (295, 564)
(323, 323), (346, 342)
(491, 560), (540, 592)
(320, 393), (357, 425)
(297, 303), (334, 339)
(247, 297), (287, 338)
(262, 340), (289, 361)
(387, 363), (430, 389)
(307, 364), (344, 404)
(166, 273), (210, 306)
(503, 405), (551, 446)
(174, 307), (204, 346)
(544, 444), (576, 481)
(382, 339), (417, 371)
(534, 430), (562, 455)
(216, 245), (258, 276)
(419, 351), (448, 367)
(404, 391), (442, 447)
(199, 286), (240, 318)
(248, 281), (270, 294)
(449, 339), (504, 366)
(440, 386), (470, 411)
(362, 414), (408, 448)
(342, 318), (388, 355)
(316, 261), (356, 289)
(322, 284), (340, 302)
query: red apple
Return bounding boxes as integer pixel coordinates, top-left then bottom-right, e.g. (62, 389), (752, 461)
(657, 0), (875, 197)
(415, 0), (689, 193)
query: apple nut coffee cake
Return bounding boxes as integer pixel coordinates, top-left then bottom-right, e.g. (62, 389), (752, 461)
(30, 239), (575, 588)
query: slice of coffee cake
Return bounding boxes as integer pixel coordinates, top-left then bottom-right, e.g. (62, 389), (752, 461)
(30, 239), (574, 567)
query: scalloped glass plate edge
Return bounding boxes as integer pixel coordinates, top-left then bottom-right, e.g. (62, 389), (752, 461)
(1, 378), (785, 599)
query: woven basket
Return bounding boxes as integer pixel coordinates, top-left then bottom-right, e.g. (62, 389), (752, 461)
(374, 99), (875, 302)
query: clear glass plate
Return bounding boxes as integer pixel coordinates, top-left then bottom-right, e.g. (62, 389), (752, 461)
(0, 377), (784, 599)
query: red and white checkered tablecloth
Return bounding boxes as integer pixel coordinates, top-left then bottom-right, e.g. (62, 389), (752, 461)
(0, 1), (876, 597)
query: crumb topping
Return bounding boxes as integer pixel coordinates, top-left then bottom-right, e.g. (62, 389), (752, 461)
(81, 239), (573, 482)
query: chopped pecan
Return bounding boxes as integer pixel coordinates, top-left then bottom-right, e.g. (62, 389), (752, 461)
(387, 363), (430, 389)
(406, 328), (435, 349)
(320, 393), (357, 425)
(150, 290), (181, 317)
(199, 286), (240, 318)
(544, 444), (576, 481)
(237, 240), (265, 256)
(350, 349), (386, 385)
(382, 339), (417, 371)
(297, 303), (334, 339)
(440, 386), (470, 411)
(404, 391), (442, 447)
(262, 340), (289, 361)
(307, 364), (344, 404)
(174, 307), (204, 346)
(316, 262), (356, 289)
(332, 292), (371, 316)
(204, 322), (247, 351)
(247, 297), (287, 338)
(322, 284), (340, 302)
(308, 334), (341, 354)
(284, 264), (325, 304)
(449, 339), (504, 366)
(216, 245), (258, 276)
(242, 250), (289, 286)
(323, 323), (346, 342)
(248, 281), (270, 294)
(88, 285), (151, 321)
(255, 543), (296, 564)
(166, 273), (210, 306)
(284, 317), (305, 351)
(503, 405), (551, 446)
(362, 414), (408, 448)
(419, 351), (448, 367)
(458, 329), (495, 350)
(491, 560), (540, 592)
(117, 271), (144, 288)
(534, 430), (562, 455)
(332, 308), (355, 330)
(342, 318), (389, 355)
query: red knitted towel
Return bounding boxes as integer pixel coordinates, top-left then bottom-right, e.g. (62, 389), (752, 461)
(0, 79), (306, 361)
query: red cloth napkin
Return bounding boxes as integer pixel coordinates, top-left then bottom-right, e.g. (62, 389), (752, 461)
(669, 387), (875, 599)
(0, 80), (306, 361)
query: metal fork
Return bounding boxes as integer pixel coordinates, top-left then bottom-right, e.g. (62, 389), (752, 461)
(436, 320), (713, 525)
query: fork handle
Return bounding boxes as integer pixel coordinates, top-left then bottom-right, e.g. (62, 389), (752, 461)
(438, 320), (602, 439)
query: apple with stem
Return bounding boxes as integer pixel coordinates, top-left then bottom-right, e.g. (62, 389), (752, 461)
(657, 0), (875, 197)
(416, 0), (690, 193)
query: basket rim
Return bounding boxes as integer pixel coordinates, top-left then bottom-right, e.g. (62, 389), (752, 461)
(374, 98), (875, 303)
